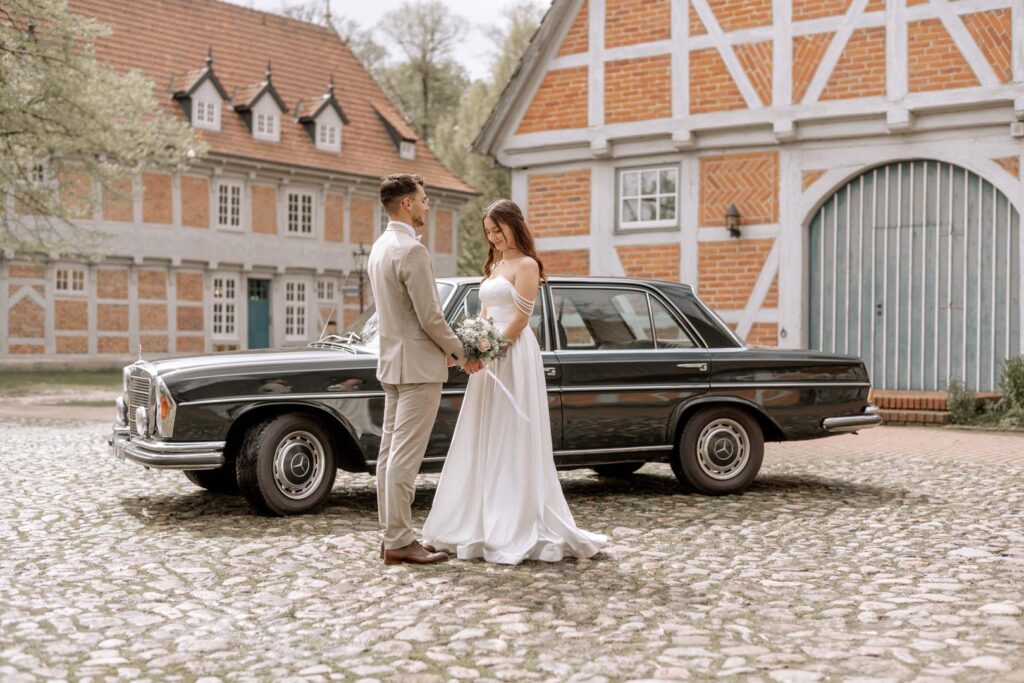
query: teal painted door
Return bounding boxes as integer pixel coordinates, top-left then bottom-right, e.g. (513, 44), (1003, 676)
(809, 160), (1021, 392)
(247, 279), (270, 349)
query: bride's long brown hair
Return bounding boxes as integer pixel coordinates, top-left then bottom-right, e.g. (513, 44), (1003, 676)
(482, 199), (547, 282)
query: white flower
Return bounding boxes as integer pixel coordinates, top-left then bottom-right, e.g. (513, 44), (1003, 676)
(478, 338), (491, 352)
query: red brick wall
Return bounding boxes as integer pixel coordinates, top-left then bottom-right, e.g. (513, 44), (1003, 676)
(9, 344), (44, 354)
(527, 170), (590, 237)
(558, 0), (588, 56)
(616, 244), (680, 281)
(698, 239), (774, 309)
(325, 192), (344, 242)
(793, 0), (851, 21)
(99, 336), (129, 354)
(434, 209), (454, 254)
(56, 336), (88, 354)
(908, 19), (979, 92)
(700, 152), (779, 227)
(820, 28), (886, 100)
(59, 170), (93, 219)
(802, 169), (826, 190)
(176, 306), (203, 332)
(177, 336), (204, 353)
(180, 175), (210, 228)
(98, 304), (128, 331)
(9, 297), (45, 338)
(175, 272), (204, 302)
(793, 33), (832, 103)
(102, 177), (134, 222)
(139, 304), (167, 331)
(96, 268), (129, 299)
(252, 184), (277, 235)
(140, 335), (168, 353)
(994, 156), (1020, 179)
(690, 49), (747, 114)
(963, 10), (1012, 83)
(9, 264), (45, 279)
(538, 249), (590, 276)
(517, 67), (589, 134)
(605, 0), (670, 49)
(141, 172), (173, 224)
(137, 270), (167, 300)
(696, 0), (772, 33)
(350, 196), (376, 245)
(735, 41), (773, 106)
(55, 300), (88, 331)
(606, 55), (672, 123)
(745, 322), (778, 346)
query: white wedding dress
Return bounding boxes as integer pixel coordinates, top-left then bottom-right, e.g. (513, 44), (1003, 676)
(422, 275), (607, 565)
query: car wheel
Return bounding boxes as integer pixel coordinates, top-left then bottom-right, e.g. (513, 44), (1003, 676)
(592, 463), (644, 477)
(237, 413), (337, 516)
(184, 465), (239, 494)
(672, 406), (763, 495)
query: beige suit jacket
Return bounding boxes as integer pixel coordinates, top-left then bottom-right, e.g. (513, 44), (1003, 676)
(368, 222), (465, 384)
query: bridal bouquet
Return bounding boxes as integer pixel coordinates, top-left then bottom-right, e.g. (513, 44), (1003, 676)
(455, 315), (512, 363)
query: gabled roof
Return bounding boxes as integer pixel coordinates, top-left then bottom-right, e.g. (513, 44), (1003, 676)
(232, 64), (288, 113)
(69, 0), (475, 195)
(373, 100), (419, 147)
(295, 80), (349, 125)
(171, 54), (230, 100)
(473, 0), (567, 159)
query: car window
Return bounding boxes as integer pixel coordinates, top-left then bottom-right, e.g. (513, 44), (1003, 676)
(450, 287), (547, 350)
(553, 287), (659, 350)
(650, 296), (696, 349)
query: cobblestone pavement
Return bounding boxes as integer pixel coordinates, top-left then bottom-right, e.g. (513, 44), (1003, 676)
(2, 417), (1023, 683)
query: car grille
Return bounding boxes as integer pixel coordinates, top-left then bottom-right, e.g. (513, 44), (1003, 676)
(127, 373), (152, 436)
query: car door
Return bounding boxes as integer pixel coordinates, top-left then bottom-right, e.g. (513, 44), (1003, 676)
(551, 284), (710, 458)
(426, 283), (562, 459)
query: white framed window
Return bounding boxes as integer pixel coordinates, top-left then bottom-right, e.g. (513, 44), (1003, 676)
(286, 190), (315, 236)
(316, 122), (341, 152)
(399, 140), (416, 160)
(618, 166), (678, 230)
(212, 275), (238, 339)
(193, 99), (220, 130)
(55, 266), (87, 295)
(216, 180), (243, 230)
(255, 112), (278, 141)
(285, 280), (307, 340)
(317, 279), (336, 302)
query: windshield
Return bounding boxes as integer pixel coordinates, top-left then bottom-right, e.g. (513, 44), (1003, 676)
(319, 282), (454, 353)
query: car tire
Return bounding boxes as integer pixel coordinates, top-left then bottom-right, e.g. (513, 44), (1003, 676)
(672, 406), (763, 495)
(237, 413), (337, 516)
(592, 463), (644, 477)
(184, 465), (239, 494)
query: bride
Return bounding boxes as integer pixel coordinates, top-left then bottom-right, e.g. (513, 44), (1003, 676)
(422, 199), (607, 565)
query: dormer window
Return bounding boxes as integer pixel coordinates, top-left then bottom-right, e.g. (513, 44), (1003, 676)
(297, 77), (349, 154)
(372, 101), (420, 162)
(233, 62), (287, 144)
(172, 50), (228, 133)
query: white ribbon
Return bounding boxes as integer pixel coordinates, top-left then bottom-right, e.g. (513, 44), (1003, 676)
(484, 367), (530, 422)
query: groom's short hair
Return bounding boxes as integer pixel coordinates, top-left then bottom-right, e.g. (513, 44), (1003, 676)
(380, 174), (425, 212)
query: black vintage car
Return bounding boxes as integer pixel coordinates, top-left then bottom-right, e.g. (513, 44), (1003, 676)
(110, 276), (880, 515)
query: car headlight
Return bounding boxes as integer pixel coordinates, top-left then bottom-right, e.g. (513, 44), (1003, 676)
(155, 378), (176, 438)
(134, 407), (149, 436)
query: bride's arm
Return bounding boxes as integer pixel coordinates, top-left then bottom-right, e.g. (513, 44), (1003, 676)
(501, 259), (539, 342)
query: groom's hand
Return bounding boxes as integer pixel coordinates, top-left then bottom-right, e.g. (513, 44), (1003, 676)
(463, 359), (482, 374)
(447, 357), (456, 367)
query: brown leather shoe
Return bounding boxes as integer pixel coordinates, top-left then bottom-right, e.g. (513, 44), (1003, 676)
(383, 540), (448, 565)
(381, 540), (439, 557)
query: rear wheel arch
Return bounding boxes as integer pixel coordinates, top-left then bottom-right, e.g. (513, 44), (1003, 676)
(225, 402), (368, 473)
(671, 397), (785, 446)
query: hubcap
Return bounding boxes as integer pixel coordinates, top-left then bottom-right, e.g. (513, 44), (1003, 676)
(272, 430), (325, 500)
(696, 418), (749, 480)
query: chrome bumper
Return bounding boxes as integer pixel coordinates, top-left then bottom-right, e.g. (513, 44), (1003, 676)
(109, 426), (225, 470)
(823, 405), (882, 433)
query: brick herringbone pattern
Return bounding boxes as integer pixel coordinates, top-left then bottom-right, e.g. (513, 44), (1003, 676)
(802, 169), (826, 190)
(792, 33), (832, 102)
(908, 19), (978, 93)
(963, 9), (1013, 83)
(994, 156), (1020, 179)
(557, 0), (588, 57)
(700, 151), (779, 226)
(820, 27), (887, 100)
(735, 41), (773, 107)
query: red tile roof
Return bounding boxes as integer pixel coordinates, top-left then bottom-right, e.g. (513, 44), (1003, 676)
(68, 0), (475, 195)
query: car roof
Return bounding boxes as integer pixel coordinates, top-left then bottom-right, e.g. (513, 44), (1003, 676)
(438, 275), (695, 293)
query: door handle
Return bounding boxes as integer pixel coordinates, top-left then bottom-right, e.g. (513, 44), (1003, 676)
(545, 367), (557, 377)
(677, 362), (708, 372)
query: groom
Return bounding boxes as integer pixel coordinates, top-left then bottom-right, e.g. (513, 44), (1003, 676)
(368, 174), (482, 565)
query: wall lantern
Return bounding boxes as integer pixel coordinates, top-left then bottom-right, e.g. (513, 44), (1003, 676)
(725, 203), (741, 238)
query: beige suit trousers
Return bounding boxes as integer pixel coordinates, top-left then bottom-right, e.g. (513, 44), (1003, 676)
(377, 381), (442, 549)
